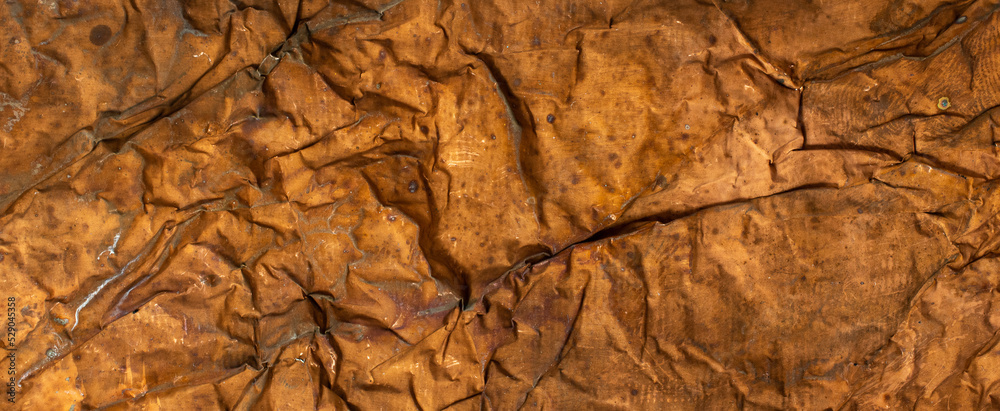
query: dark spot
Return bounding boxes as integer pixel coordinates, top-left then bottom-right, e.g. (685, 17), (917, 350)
(450, 237), (457, 241)
(488, 256), (495, 264)
(546, 114), (555, 123)
(89, 25), (112, 46)
(408, 180), (418, 193)
(707, 35), (717, 45)
(630, 389), (639, 396)
(531, 36), (541, 46)
(420, 126), (429, 133)
(857, 207), (864, 214)
(608, 153), (619, 161)
(0, 254), (4, 263)
(680, 133), (690, 141)
(206, 274), (220, 286)
(490, 134), (496, 140)
(132, 309), (139, 314)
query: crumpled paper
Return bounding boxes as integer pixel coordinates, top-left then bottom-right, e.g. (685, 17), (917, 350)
(2, 0), (1000, 409)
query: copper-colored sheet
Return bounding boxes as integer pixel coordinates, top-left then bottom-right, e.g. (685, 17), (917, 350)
(3, 0), (1000, 409)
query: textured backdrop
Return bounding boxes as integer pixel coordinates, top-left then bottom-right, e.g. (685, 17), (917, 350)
(2, 0), (1000, 409)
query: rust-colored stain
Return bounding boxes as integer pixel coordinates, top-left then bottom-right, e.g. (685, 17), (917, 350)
(2, 0), (1000, 409)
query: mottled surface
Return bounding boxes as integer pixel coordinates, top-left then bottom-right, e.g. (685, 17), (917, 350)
(2, 0), (1000, 409)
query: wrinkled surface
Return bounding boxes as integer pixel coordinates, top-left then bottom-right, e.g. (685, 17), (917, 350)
(3, 0), (1000, 409)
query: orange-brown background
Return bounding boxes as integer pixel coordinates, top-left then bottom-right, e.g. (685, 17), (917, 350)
(2, 0), (1000, 409)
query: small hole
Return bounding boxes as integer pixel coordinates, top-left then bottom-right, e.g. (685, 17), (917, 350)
(937, 97), (951, 110)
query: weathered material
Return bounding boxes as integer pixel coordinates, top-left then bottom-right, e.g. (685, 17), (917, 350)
(2, 0), (1000, 409)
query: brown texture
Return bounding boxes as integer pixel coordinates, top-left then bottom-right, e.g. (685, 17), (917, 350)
(2, 0), (1000, 409)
